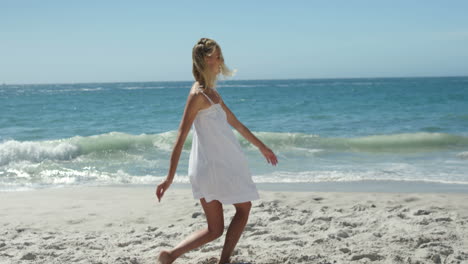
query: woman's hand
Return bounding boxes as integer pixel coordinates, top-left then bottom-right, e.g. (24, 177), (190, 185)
(259, 146), (278, 166)
(156, 179), (172, 202)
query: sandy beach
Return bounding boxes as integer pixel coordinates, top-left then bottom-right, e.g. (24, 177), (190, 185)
(1, 186), (468, 264)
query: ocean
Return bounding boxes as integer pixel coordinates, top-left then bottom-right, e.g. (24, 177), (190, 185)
(1, 77), (468, 192)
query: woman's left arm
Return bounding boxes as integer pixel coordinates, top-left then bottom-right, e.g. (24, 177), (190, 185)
(220, 100), (278, 166)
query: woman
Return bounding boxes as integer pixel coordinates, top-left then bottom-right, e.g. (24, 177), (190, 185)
(156, 38), (278, 264)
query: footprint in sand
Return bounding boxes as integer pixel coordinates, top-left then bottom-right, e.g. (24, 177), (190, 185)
(414, 209), (432, 216)
(200, 245), (222, 252)
(117, 240), (142, 247)
(269, 216), (280, 221)
(192, 212), (203, 218)
(65, 205), (82, 210)
(145, 226), (158, 232)
(44, 244), (66, 250)
(66, 218), (85, 225)
(20, 252), (37, 260)
(313, 238), (325, 244)
(435, 217), (453, 222)
(340, 248), (351, 254)
(352, 204), (373, 211)
(134, 217), (146, 224)
(251, 230), (269, 236)
(350, 253), (384, 261)
(340, 221), (359, 228)
(268, 235), (295, 242)
(293, 240), (307, 247)
(198, 257), (219, 264)
(157, 241), (172, 247)
(15, 227), (27, 233)
(403, 197), (420, 203)
(387, 204), (404, 212)
(336, 230), (350, 238)
(313, 216), (332, 222)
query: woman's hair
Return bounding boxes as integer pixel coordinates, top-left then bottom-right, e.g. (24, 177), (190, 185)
(192, 38), (234, 89)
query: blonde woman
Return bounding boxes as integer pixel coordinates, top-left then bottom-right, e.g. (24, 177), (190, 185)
(156, 38), (278, 264)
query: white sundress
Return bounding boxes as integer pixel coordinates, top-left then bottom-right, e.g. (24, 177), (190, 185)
(188, 89), (260, 205)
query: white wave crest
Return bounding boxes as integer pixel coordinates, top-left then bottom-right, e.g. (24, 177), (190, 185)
(0, 140), (79, 166)
(457, 151), (468, 160)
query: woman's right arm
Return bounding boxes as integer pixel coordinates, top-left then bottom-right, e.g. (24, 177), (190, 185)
(166, 93), (202, 183)
(156, 91), (203, 202)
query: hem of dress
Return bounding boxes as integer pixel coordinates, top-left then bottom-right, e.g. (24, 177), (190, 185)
(193, 192), (260, 205)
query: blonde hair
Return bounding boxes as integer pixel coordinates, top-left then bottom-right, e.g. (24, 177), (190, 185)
(192, 38), (234, 90)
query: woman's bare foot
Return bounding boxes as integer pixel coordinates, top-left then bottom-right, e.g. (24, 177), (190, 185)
(157, 250), (174, 264)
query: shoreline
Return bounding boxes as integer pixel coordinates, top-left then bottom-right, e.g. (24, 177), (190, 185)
(1, 186), (468, 263)
(3, 179), (468, 194)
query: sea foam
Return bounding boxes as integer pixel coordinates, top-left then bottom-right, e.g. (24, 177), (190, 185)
(2, 131), (468, 166)
(0, 140), (79, 166)
(457, 151), (468, 160)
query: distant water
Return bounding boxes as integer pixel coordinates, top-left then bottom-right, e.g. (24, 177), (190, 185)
(1, 77), (468, 191)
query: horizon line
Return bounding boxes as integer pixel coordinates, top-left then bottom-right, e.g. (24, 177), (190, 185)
(2, 74), (468, 86)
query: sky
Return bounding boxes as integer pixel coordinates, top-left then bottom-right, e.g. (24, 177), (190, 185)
(1, 1), (468, 84)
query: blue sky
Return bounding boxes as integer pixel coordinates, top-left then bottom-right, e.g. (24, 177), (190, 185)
(1, 1), (468, 84)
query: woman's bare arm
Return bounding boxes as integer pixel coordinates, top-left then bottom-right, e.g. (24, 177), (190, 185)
(219, 98), (278, 166)
(166, 92), (204, 183)
(156, 90), (205, 202)
(221, 101), (264, 148)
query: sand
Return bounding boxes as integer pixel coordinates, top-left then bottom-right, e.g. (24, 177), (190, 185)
(1, 186), (468, 264)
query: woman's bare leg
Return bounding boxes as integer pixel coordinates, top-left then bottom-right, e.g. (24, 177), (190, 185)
(157, 198), (224, 264)
(218, 201), (252, 264)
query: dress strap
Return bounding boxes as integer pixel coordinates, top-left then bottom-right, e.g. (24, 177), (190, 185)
(200, 90), (215, 105)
